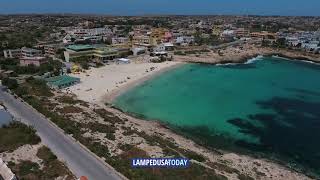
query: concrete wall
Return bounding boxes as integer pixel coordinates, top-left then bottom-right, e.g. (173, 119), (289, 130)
(0, 158), (16, 180)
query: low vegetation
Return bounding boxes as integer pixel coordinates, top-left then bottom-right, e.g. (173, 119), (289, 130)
(1, 77), (18, 89)
(82, 122), (117, 140)
(58, 106), (83, 114)
(0, 122), (74, 179)
(4, 78), (249, 179)
(12, 77), (53, 97)
(8, 147), (74, 180)
(238, 174), (255, 180)
(57, 95), (84, 105)
(112, 146), (227, 180)
(36, 146), (74, 179)
(0, 122), (40, 153)
(94, 108), (125, 124)
(0, 58), (62, 76)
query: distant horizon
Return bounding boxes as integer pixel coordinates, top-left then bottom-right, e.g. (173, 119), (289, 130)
(1, 0), (320, 16)
(0, 13), (319, 18)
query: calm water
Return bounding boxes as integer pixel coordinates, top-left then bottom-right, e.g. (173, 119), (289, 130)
(114, 56), (320, 176)
(0, 109), (12, 126)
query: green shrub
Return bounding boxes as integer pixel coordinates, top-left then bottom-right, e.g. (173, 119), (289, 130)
(0, 122), (41, 152)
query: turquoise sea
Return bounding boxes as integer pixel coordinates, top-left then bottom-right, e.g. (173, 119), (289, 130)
(114, 56), (320, 177)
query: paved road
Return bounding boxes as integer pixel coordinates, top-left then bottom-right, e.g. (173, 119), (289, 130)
(0, 86), (123, 180)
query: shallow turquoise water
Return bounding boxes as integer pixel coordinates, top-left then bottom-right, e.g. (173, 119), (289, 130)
(114, 56), (320, 176)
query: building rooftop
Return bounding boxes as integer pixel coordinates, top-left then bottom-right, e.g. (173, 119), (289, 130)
(20, 56), (46, 61)
(45, 75), (80, 88)
(66, 45), (95, 52)
(21, 47), (42, 52)
(94, 47), (117, 53)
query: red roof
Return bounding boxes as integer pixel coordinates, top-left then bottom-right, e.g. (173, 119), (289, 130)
(80, 176), (88, 180)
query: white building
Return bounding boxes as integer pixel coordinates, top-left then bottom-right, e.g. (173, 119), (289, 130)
(63, 34), (74, 44)
(21, 47), (43, 57)
(3, 47), (43, 59)
(163, 42), (174, 51)
(132, 47), (146, 56)
(154, 44), (166, 52)
(69, 27), (112, 37)
(112, 37), (129, 45)
(221, 30), (235, 37)
(63, 27), (113, 44)
(3, 49), (21, 59)
(175, 36), (194, 45)
(116, 58), (131, 64)
(302, 41), (319, 51)
(286, 37), (300, 46)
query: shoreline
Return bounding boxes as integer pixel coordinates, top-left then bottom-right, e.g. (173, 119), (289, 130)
(177, 52), (320, 66)
(70, 47), (320, 107)
(104, 62), (184, 104)
(105, 50), (320, 105)
(66, 49), (319, 179)
(104, 54), (320, 178)
(173, 46), (320, 65)
(106, 51), (318, 105)
(106, 104), (315, 179)
(68, 61), (181, 106)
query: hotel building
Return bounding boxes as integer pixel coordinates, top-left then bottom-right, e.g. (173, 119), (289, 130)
(64, 45), (131, 62)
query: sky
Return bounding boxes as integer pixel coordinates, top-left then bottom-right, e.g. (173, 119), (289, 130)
(0, 0), (319, 16)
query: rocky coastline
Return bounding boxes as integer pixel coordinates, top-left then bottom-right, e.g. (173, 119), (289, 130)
(174, 46), (320, 65)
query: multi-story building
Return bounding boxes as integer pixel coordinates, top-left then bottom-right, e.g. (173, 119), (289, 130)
(70, 27), (112, 37)
(3, 47), (45, 66)
(235, 28), (250, 38)
(21, 47), (43, 57)
(19, 56), (48, 67)
(150, 28), (169, 46)
(64, 44), (131, 62)
(133, 35), (151, 45)
(301, 41), (320, 52)
(3, 47), (43, 59)
(112, 37), (129, 45)
(221, 30), (236, 39)
(250, 31), (276, 39)
(153, 43), (175, 52)
(175, 36), (195, 45)
(44, 44), (63, 57)
(3, 49), (22, 58)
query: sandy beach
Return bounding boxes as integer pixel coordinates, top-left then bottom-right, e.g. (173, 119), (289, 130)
(63, 48), (319, 179)
(67, 45), (320, 106)
(67, 61), (181, 105)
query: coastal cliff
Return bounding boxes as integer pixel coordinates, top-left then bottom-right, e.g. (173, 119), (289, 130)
(174, 46), (320, 65)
